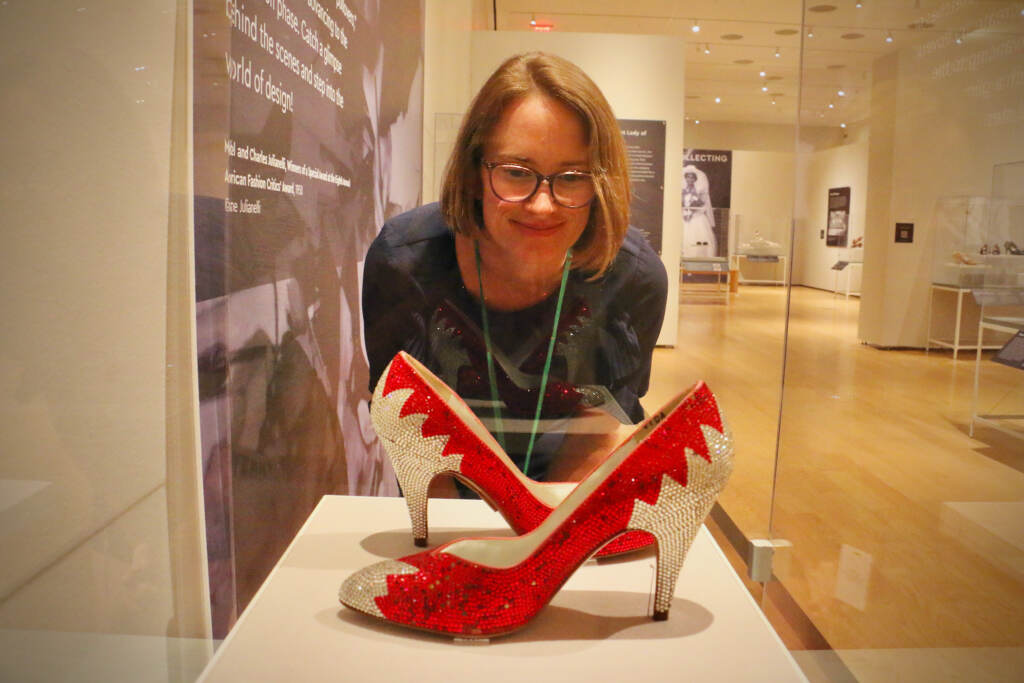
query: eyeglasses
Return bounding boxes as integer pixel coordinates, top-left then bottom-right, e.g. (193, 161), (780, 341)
(482, 161), (596, 209)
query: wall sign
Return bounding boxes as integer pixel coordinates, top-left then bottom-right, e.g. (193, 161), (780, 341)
(895, 222), (914, 243)
(618, 120), (666, 253)
(193, 0), (425, 637)
(682, 148), (733, 258)
(826, 186), (851, 247)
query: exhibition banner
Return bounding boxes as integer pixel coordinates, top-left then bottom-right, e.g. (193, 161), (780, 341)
(618, 119), (666, 254)
(682, 149), (732, 258)
(827, 186), (851, 247)
(193, 0), (423, 636)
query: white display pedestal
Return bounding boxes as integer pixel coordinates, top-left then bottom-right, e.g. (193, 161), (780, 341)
(198, 496), (807, 682)
(926, 284), (1005, 360)
(733, 254), (787, 286)
(971, 315), (1024, 440)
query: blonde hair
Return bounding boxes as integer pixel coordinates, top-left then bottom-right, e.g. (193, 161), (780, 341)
(440, 52), (630, 277)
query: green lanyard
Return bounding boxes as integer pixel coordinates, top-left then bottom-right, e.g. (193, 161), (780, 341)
(473, 241), (573, 478)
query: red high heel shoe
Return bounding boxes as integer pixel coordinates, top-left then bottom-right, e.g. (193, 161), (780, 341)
(341, 380), (733, 638)
(371, 351), (650, 556)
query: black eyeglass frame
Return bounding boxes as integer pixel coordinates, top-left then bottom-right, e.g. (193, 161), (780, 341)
(482, 161), (596, 209)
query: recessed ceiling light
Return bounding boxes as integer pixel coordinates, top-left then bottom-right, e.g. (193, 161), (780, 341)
(775, 28), (799, 36)
(692, 19), (701, 33)
(774, 47), (781, 58)
(828, 102), (835, 109)
(955, 34), (963, 44)
(771, 99), (777, 105)
(695, 120), (701, 124)
(809, 4), (837, 11)
(837, 89), (846, 96)
(721, 34), (743, 40)
(715, 96), (722, 103)
(841, 33), (864, 40)
(855, 0), (863, 7)
(760, 70), (767, 77)
(807, 27), (815, 38)
(840, 122), (847, 128)
(704, 43), (711, 54)
(734, 59), (754, 65)
(762, 85), (768, 92)
(885, 31), (894, 43)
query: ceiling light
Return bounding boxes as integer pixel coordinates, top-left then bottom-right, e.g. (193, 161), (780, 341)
(760, 70), (767, 77)
(762, 85), (768, 92)
(855, 0), (863, 7)
(774, 47), (781, 58)
(828, 102), (835, 108)
(530, 14), (536, 26)
(955, 33), (963, 44)
(692, 19), (701, 33)
(771, 99), (777, 105)
(885, 31), (894, 43)
(837, 89), (846, 96)
(807, 27), (814, 38)
(695, 119), (701, 124)
(840, 122), (847, 128)
(715, 96), (721, 103)
(704, 43), (711, 54)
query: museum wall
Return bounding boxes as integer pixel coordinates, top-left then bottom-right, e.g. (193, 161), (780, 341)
(0, 0), (210, 679)
(792, 140), (870, 292)
(859, 27), (1024, 347)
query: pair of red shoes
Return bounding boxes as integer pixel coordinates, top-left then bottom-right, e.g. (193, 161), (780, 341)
(339, 352), (734, 639)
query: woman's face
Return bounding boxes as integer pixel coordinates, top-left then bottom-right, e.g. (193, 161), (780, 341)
(478, 93), (591, 277)
(684, 172), (697, 186)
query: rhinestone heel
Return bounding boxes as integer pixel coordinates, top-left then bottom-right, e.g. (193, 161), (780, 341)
(372, 352), (652, 555)
(341, 380), (733, 638)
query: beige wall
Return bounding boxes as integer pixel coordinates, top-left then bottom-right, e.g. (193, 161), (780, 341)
(859, 29), (1024, 347)
(793, 140), (870, 292)
(0, 0), (209, 679)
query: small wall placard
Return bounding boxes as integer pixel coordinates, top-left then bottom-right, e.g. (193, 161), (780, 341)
(895, 222), (914, 243)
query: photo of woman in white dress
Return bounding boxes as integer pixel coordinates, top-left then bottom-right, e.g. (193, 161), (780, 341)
(682, 164), (717, 257)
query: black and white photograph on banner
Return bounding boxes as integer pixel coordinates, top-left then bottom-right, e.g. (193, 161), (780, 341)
(827, 186), (851, 247)
(192, 0), (424, 636)
(682, 149), (732, 258)
(619, 119), (666, 254)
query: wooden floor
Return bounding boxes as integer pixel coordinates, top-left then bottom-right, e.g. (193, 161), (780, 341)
(649, 286), (1024, 657)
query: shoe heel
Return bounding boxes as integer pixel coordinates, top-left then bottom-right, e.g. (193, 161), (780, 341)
(390, 453), (433, 547)
(634, 521), (701, 620)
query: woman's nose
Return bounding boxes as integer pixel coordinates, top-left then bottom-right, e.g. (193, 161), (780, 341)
(526, 179), (557, 213)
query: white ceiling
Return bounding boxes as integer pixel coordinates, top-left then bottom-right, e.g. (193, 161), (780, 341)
(491, 1), (1024, 128)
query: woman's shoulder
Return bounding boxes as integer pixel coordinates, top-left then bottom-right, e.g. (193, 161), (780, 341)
(376, 202), (451, 249)
(367, 203), (456, 278)
(609, 227), (668, 291)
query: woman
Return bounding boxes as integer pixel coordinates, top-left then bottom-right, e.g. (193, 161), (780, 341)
(362, 52), (667, 485)
(681, 164), (717, 258)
